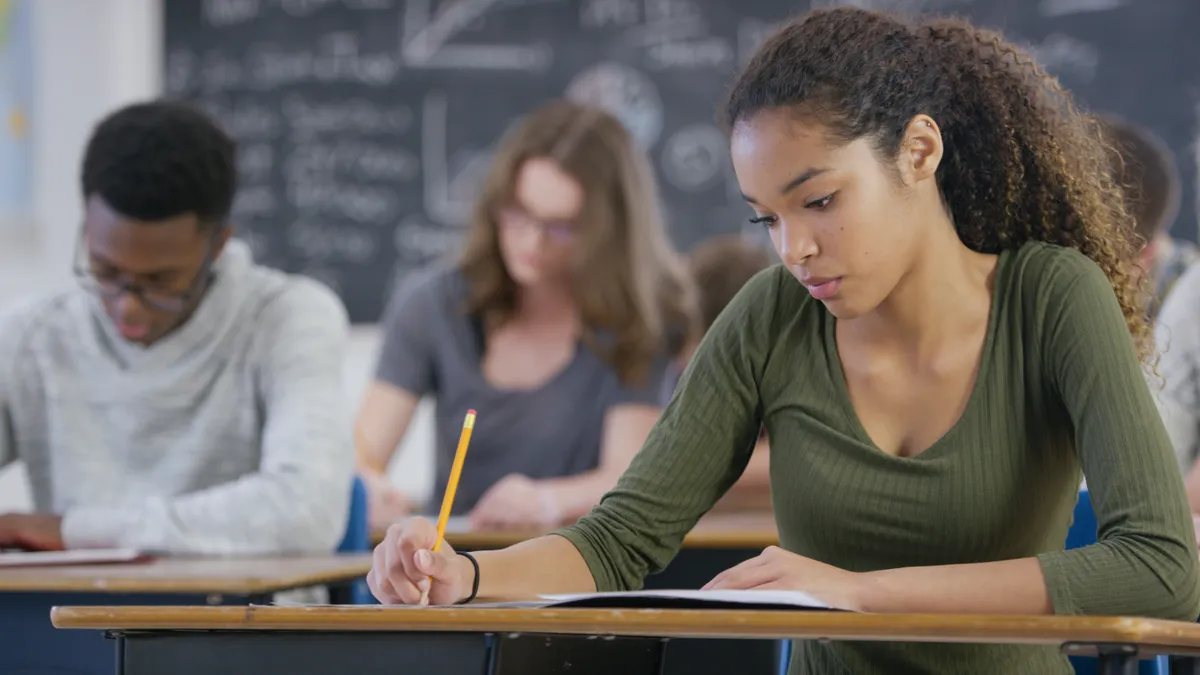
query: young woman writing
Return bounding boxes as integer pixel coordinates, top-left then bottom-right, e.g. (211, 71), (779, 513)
(368, 8), (1198, 673)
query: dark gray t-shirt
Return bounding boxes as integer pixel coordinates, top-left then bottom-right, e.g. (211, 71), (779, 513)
(376, 264), (670, 514)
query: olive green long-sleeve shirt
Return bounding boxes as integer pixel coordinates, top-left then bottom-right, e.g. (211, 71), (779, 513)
(557, 241), (1200, 674)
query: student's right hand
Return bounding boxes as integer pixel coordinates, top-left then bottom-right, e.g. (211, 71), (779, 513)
(367, 517), (474, 605)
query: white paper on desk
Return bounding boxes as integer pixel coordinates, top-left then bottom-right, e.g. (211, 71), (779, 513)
(538, 589), (834, 610)
(0, 548), (146, 567)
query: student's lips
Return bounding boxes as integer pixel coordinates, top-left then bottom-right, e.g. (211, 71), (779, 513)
(802, 276), (842, 300)
(117, 324), (150, 340)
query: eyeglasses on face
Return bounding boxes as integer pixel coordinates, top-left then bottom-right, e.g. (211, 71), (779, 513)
(495, 205), (577, 244)
(71, 226), (221, 314)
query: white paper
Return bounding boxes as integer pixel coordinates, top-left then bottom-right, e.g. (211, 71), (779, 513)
(539, 588), (832, 610)
(0, 548), (146, 567)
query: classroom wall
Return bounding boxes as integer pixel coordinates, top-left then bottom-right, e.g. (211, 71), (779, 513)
(0, 0), (436, 513)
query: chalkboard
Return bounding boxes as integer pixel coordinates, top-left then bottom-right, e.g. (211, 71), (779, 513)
(164, 0), (1200, 324)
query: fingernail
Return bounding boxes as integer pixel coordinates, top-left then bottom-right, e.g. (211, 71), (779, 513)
(416, 550), (432, 568)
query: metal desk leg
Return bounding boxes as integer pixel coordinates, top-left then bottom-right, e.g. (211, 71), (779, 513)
(1095, 644), (1140, 675)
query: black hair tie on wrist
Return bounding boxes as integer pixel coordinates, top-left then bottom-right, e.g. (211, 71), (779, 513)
(456, 550), (480, 604)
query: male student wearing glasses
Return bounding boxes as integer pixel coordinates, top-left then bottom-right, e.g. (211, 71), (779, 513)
(0, 100), (353, 555)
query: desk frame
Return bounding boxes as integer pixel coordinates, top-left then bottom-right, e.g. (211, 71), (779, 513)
(54, 606), (1200, 675)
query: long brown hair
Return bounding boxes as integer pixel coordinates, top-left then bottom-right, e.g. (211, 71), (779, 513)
(724, 8), (1151, 365)
(459, 99), (698, 386)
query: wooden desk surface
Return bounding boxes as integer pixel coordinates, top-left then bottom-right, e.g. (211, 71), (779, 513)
(0, 554), (372, 595)
(372, 512), (780, 550)
(48, 605), (1200, 656)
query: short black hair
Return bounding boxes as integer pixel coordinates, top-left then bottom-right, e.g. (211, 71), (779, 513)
(81, 99), (237, 226)
(1098, 115), (1182, 244)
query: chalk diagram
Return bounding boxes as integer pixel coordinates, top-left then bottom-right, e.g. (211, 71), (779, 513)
(660, 123), (726, 192)
(421, 91), (496, 226)
(400, 0), (554, 71)
(565, 62), (664, 150)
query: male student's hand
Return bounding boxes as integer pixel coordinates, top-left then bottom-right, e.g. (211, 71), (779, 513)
(0, 513), (65, 551)
(468, 474), (562, 531)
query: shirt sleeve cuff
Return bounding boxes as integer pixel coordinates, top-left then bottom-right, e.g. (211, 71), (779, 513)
(551, 528), (617, 592)
(1035, 550), (1081, 615)
(61, 506), (133, 550)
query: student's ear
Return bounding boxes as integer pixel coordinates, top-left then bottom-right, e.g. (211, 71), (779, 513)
(212, 224), (232, 258)
(899, 114), (943, 185)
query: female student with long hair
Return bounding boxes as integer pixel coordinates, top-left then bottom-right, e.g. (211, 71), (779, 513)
(368, 8), (1199, 673)
(355, 100), (696, 532)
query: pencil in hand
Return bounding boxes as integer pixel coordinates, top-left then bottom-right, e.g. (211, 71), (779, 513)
(420, 408), (476, 604)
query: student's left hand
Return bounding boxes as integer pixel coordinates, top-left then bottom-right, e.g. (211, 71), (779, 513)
(468, 474), (563, 531)
(702, 545), (865, 611)
(0, 513), (65, 551)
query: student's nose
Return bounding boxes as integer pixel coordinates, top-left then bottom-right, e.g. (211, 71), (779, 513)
(777, 221), (818, 268)
(112, 292), (152, 325)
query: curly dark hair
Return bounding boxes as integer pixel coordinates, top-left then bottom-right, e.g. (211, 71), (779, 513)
(81, 100), (237, 227)
(723, 7), (1149, 363)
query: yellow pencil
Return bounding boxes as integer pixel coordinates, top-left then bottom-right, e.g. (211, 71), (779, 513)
(432, 409), (476, 553)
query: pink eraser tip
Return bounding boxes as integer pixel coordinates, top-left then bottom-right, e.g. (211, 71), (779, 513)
(468, 409), (476, 416)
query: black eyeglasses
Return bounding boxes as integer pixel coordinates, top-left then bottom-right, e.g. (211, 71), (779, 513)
(72, 227), (221, 314)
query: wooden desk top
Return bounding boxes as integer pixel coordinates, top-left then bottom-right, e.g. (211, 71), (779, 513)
(48, 605), (1200, 657)
(372, 512), (780, 551)
(0, 554), (372, 595)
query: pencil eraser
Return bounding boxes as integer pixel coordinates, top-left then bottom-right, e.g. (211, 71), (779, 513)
(468, 409), (477, 416)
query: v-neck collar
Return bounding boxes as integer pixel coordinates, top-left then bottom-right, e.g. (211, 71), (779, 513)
(820, 247), (1010, 461)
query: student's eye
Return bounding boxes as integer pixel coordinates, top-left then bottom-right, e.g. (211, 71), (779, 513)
(805, 193), (835, 210)
(748, 215), (777, 227)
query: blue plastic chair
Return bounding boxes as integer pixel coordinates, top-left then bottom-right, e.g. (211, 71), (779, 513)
(1067, 489), (1167, 675)
(776, 491), (1167, 675)
(336, 474), (372, 605)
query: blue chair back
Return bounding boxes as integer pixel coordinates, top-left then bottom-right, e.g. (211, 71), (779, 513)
(337, 475), (372, 604)
(1067, 490), (1166, 675)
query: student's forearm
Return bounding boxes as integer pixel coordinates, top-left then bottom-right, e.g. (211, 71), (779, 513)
(469, 535), (596, 601)
(539, 471), (621, 520)
(856, 557), (1052, 614)
(355, 426), (391, 475)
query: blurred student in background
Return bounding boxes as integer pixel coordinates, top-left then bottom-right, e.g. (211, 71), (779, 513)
(666, 233), (773, 511)
(0, 100), (353, 554)
(355, 100), (697, 531)
(1099, 115), (1193, 318)
(1154, 129), (1200, 506)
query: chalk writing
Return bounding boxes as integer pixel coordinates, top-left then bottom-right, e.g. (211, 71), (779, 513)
(580, 0), (640, 29)
(198, 99), (280, 139)
(233, 185), (279, 219)
(1026, 33), (1099, 83)
(248, 33), (398, 89)
(238, 143), (275, 182)
(282, 96), (413, 139)
(646, 38), (733, 70)
(287, 180), (399, 223)
(393, 216), (464, 259)
(1039, 0), (1125, 18)
(204, 0), (262, 27)
(284, 141), (419, 183)
(288, 221), (377, 262)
